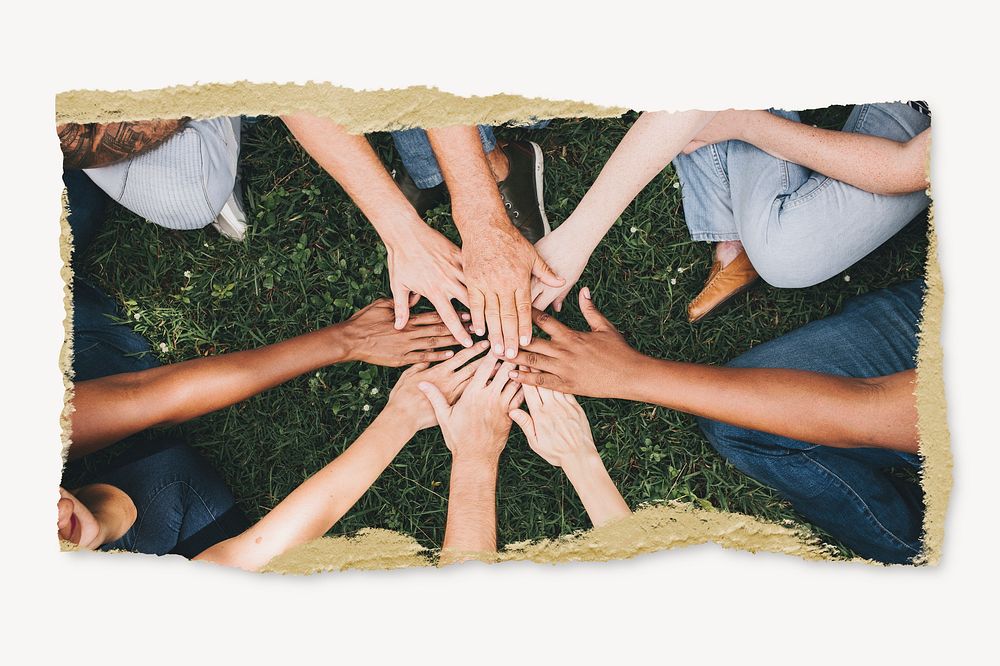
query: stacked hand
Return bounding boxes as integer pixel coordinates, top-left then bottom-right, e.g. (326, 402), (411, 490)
(342, 298), (465, 367)
(461, 214), (564, 360)
(509, 288), (645, 399)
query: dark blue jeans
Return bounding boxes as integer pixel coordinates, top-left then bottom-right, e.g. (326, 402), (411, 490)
(64, 170), (249, 557)
(698, 280), (925, 564)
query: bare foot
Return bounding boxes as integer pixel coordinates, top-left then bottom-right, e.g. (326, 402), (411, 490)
(714, 240), (744, 268)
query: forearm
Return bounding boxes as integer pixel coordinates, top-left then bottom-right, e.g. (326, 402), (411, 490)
(69, 324), (354, 457)
(282, 113), (426, 245)
(194, 411), (416, 571)
(426, 125), (507, 238)
(623, 359), (918, 452)
(559, 110), (716, 252)
(561, 452), (630, 527)
(58, 119), (187, 169)
(442, 454), (500, 558)
(738, 111), (929, 195)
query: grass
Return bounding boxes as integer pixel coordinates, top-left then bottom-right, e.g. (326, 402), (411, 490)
(77, 107), (928, 557)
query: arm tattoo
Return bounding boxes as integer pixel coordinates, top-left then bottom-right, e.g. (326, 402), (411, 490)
(57, 118), (188, 169)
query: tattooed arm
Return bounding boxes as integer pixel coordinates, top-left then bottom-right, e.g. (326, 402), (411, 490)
(58, 119), (187, 169)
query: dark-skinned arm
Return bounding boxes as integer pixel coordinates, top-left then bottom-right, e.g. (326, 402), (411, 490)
(69, 300), (460, 459)
(509, 289), (919, 453)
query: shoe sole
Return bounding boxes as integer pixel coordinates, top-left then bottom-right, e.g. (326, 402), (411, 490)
(688, 278), (758, 324)
(527, 141), (552, 237)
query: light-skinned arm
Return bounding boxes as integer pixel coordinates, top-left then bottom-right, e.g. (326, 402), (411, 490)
(510, 386), (630, 527)
(69, 300), (461, 458)
(282, 114), (473, 347)
(193, 344), (489, 572)
(531, 110), (717, 311)
(426, 125), (564, 360)
(682, 109), (931, 196)
(418, 353), (524, 560)
(509, 289), (919, 454)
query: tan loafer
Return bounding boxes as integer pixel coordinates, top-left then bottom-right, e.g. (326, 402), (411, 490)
(687, 249), (759, 323)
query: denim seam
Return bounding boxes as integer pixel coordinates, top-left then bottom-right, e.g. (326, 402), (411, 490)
(709, 145), (730, 186)
(782, 175), (835, 211)
(801, 451), (919, 553)
(690, 232), (742, 242)
(131, 480), (223, 553)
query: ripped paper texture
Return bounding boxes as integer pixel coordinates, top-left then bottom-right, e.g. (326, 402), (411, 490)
(56, 82), (951, 570)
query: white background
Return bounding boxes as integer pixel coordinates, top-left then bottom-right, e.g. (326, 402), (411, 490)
(1, 1), (997, 663)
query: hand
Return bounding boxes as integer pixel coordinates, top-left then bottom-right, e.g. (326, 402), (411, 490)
(509, 287), (645, 399)
(529, 220), (591, 312)
(385, 221), (473, 348)
(341, 299), (464, 367)
(460, 212), (564, 360)
(681, 109), (755, 154)
(385, 341), (491, 431)
(418, 354), (524, 463)
(509, 386), (599, 468)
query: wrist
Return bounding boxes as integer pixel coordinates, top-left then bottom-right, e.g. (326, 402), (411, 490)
(323, 321), (358, 364)
(560, 448), (605, 481)
(374, 210), (431, 249)
(451, 445), (503, 471)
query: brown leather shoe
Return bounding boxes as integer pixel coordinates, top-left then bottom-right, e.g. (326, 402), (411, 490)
(687, 249), (759, 323)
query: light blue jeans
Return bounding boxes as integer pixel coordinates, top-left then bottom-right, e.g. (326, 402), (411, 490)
(672, 103), (931, 287)
(392, 120), (550, 189)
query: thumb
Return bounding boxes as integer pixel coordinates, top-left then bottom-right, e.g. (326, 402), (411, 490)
(531, 255), (565, 288)
(418, 381), (451, 422)
(579, 287), (614, 332)
(392, 286), (411, 330)
(508, 409), (538, 449)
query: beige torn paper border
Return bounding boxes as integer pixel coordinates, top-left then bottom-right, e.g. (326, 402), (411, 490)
(55, 81), (951, 570)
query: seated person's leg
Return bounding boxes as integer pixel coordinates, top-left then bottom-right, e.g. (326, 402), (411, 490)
(698, 280), (926, 563)
(72, 278), (160, 382)
(68, 437), (249, 558)
(64, 170), (109, 266)
(83, 117), (244, 237)
(728, 105), (930, 288)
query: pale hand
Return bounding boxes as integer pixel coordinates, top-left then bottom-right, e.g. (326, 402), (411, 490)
(509, 386), (599, 468)
(529, 219), (591, 312)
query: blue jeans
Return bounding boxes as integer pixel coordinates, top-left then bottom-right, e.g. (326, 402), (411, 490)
(392, 120), (550, 189)
(697, 280), (925, 563)
(64, 171), (248, 557)
(673, 103), (931, 288)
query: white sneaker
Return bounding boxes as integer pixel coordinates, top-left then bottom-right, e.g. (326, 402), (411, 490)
(212, 193), (248, 241)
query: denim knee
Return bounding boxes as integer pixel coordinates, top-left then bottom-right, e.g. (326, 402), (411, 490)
(742, 235), (837, 289)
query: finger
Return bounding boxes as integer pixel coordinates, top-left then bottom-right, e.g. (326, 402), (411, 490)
(469, 288), (487, 339)
(491, 361), (516, 395)
(448, 281), (470, 309)
(409, 322), (455, 339)
(472, 355), (499, 388)
(509, 369), (564, 391)
(431, 296), (474, 348)
(401, 362), (431, 376)
(499, 293), (519, 359)
(500, 377), (521, 405)
(403, 349), (456, 364)
(439, 339), (490, 372)
(520, 337), (559, 356)
(511, 387), (525, 410)
(484, 292), (504, 358)
(515, 287), (533, 348)
(553, 295), (565, 313)
(538, 386), (556, 404)
(522, 383), (543, 411)
(509, 349), (560, 374)
(531, 254), (566, 288)
(418, 381), (451, 422)
(407, 310), (445, 327)
(564, 393), (581, 407)
(409, 292), (422, 307)
(531, 307), (572, 338)
(392, 286), (411, 330)
(508, 409), (538, 449)
(579, 287), (616, 332)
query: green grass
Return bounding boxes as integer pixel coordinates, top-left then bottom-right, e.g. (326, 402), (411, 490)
(78, 107), (928, 557)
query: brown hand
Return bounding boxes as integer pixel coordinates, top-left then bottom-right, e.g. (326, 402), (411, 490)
(341, 299), (464, 367)
(508, 288), (644, 398)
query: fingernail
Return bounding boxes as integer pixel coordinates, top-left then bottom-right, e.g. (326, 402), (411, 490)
(520, 336), (530, 346)
(476, 328), (485, 336)
(418, 382), (431, 391)
(582, 287), (592, 300)
(509, 371), (519, 378)
(395, 319), (405, 328)
(462, 338), (473, 347)
(493, 343), (505, 356)
(478, 340), (490, 349)
(506, 347), (516, 359)
(445, 350), (454, 358)
(461, 313), (471, 321)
